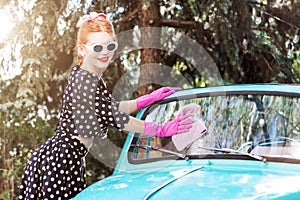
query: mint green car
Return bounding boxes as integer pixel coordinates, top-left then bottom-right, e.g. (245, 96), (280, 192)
(75, 84), (300, 200)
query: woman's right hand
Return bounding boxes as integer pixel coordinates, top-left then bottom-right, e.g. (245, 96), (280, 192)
(143, 115), (194, 137)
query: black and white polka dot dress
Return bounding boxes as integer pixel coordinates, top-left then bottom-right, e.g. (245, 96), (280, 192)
(19, 65), (130, 200)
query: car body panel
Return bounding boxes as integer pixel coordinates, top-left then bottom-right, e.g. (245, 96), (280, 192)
(75, 159), (300, 199)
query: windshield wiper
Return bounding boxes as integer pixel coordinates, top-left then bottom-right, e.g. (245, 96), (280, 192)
(131, 144), (266, 162)
(197, 146), (266, 162)
(131, 144), (187, 159)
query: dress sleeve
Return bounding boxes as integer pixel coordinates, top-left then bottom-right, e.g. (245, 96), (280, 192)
(94, 85), (130, 131)
(71, 71), (103, 138)
(108, 97), (130, 130)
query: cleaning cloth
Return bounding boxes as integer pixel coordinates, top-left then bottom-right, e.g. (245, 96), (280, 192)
(172, 103), (207, 151)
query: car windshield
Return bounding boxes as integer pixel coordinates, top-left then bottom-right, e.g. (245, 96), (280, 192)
(130, 92), (300, 162)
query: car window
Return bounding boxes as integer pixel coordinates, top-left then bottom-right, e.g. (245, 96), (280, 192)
(130, 94), (300, 161)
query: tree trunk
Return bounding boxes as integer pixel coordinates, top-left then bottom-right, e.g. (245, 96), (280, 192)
(138, 0), (162, 95)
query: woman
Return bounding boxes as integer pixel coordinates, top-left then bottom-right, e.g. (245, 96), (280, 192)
(18, 12), (193, 199)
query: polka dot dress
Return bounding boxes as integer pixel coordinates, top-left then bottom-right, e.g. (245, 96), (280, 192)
(19, 65), (130, 199)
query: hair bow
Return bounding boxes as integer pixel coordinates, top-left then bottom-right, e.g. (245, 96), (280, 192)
(76, 12), (107, 28)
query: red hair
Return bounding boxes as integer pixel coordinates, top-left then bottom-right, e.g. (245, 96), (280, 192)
(76, 19), (115, 65)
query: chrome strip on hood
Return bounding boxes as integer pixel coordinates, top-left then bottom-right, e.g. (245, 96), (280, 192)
(143, 166), (205, 200)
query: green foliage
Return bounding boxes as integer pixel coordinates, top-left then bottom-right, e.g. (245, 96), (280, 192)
(292, 52), (300, 82)
(0, 110), (56, 199)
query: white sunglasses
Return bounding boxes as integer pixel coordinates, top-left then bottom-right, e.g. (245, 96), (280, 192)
(82, 41), (118, 53)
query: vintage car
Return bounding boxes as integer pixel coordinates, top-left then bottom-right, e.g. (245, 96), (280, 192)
(75, 84), (300, 200)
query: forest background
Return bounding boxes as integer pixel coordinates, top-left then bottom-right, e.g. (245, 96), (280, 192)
(0, 0), (299, 199)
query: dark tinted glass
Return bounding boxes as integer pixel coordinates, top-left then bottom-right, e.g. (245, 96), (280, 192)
(93, 45), (103, 52)
(107, 43), (116, 51)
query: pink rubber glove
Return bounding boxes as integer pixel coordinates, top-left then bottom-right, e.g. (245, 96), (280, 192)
(136, 87), (181, 110)
(143, 115), (194, 137)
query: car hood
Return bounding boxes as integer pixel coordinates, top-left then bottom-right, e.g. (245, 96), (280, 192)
(74, 160), (300, 200)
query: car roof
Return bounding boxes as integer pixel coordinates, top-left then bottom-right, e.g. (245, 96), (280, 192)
(169, 84), (300, 99)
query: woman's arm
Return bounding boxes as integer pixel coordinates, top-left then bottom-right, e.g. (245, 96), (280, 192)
(122, 116), (194, 137)
(118, 100), (138, 114)
(122, 116), (144, 133)
(118, 87), (181, 114)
